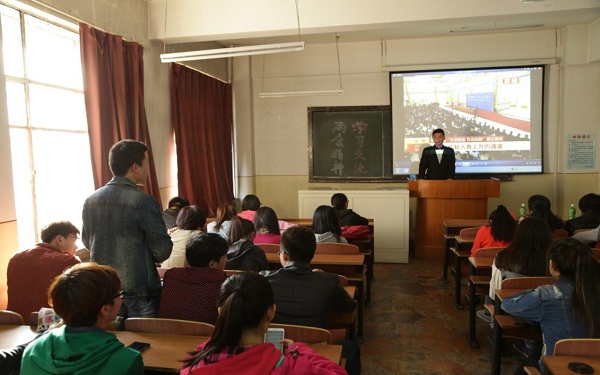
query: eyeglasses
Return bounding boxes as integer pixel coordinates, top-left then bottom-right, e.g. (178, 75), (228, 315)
(68, 234), (80, 240)
(113, 290), (125, 299)
(277, 249), (288, 256)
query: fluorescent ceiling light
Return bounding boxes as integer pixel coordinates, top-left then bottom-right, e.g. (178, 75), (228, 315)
(160, 41), (305, 63)
(449, 24), (544, 34)
(259, 90), (344, 98)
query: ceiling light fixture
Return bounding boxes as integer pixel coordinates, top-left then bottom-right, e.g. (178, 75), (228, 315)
(259, 90), (344, 98)
(160, 41), (305, 63)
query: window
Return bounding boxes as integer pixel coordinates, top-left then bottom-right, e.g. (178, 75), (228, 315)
(1, 5), (94, 249)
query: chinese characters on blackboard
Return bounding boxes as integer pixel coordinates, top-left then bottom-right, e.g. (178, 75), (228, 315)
(329, 120), (370, 176)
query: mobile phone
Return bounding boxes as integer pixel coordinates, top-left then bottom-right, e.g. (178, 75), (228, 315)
(568, 362), (594, 374)
(128, 341), (151, 353)
(264, 328), (285, 352)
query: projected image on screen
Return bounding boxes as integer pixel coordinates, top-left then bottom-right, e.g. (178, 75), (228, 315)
(390, 66), (544, 176)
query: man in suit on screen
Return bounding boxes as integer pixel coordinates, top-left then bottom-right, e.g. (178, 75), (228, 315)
(418, 128), (456, 180)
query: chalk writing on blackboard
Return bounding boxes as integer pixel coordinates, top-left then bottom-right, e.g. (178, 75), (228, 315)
(308, 106), (394, 181)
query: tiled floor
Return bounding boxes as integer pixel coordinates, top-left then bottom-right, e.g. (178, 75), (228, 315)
(360, 260), (523, 375)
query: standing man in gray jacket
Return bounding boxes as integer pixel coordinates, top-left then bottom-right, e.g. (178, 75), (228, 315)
(82, 139), (172, 319)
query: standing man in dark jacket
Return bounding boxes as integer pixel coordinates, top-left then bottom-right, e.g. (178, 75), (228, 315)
(82, 140), (172, 319)
(418, 128), (455, 180)
(331, 193), (368, 226)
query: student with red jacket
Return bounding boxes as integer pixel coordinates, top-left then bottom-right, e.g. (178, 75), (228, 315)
(180, 272), (347, 375)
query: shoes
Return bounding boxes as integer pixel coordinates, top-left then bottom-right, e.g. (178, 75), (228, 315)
(513, 340), (542, 358)
(476, 309), (491, 323)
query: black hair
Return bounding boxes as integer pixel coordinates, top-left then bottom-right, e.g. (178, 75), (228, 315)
(312, 205), (343, 242)
(241, 195), (261, 211)
(108, 139), (148, 177)
(280, 226), (316, 263)
(182, 272), (273, 368)
(495, 216), (551, 276)
(432, 128), (445, 137)
(548, 238), (600, 337)
(253, 207), (280, 235)
(168, 196), (190, 210)
(578, 193), (600, 214)
(331, 193), (348, 210)
(527, 194), (565, 230)
(227, 216), (255, 245)
(185, 233), (228, 267)
(176, 205), (206, 230)
(489, 205), (517, 242)
(40, 221), (80, 243)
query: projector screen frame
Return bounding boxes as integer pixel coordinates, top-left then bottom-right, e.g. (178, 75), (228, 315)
(389, 64), (546, 180)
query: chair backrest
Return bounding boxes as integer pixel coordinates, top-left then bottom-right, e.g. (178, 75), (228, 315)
(124, 317), (214, 336)
(338, 274), (349, 286)
(501, 276), (556, 290)
(269, 323), (332, 344)
(315, 243), (360, 255)
(473, 247), (505, 258)
(459, 227), (480, 239)
(0, 310), (24, 325)
(551, 229), (569, 241)
(257, 243), (279, 253)
(554, 338), (600, 357)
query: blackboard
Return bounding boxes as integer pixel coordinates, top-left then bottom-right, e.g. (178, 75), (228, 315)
(308, 106), (393, 182)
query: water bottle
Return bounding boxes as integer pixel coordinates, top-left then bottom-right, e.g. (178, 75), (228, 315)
(519, 203), (526, 218)
(568, 204), (576, 220)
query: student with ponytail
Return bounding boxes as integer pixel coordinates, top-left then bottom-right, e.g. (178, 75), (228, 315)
(180, 272), (347, 375)
(501, 238), (600, 373)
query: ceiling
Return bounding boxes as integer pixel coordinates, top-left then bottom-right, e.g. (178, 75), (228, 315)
(215, 9), (600, 46)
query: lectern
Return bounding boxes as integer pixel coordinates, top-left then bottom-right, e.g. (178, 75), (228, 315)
(408, 180), (500, 260)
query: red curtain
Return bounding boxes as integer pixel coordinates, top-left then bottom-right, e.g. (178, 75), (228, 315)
(170, 63), (233, 217)
(79, 23), (162, 208)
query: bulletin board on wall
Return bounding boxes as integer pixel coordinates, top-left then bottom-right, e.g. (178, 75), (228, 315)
(308, 106), (396, 182)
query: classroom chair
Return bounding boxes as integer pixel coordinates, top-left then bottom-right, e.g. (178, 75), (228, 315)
(256, 243), (279, 253)
(269, 323), (332, 344)
(124, 317), (214, 336)
(0, 310), (24, 325)
(316, 243), (360, 255)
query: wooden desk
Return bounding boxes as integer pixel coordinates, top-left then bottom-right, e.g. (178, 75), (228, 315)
(0, 326), (342, 373)
(543, 355), (600, 374)
(442, 219), (488, 282)
(0, 325), (38, 350)
(117, 331), (342, 373)
(451, 235), (475, 309)
(265, 253), (366, 341)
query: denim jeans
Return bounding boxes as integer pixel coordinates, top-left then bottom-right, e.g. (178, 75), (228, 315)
(118, 293), (161, 320)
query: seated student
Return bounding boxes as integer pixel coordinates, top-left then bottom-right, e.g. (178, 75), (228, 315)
(260, 226), (360, 375)
(523, 194), (565, 231)
(573, 223), (600, 246)
(477, 217), (552, 323)
(159, 233), (228, 324)
(207, 202), (235, 240)
(470, 205), (516, 256)
(161, 205), (206, 269)
(225, 217), (269, 272)
(312, 205), (348, 244)
(7, 221), (81, 320)
(502, 238), (600, 374)
(237, 194), (261, 222)
(565, 193), (600, 236)
(21, 263), (143, 374)
(180, 272), (347, 375)
(253, 207), (282, 244)
(162, 196), (190, 229)
(331, 193), (368, 226)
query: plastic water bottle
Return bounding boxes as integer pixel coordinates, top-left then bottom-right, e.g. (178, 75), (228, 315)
(568, 204), (576, 220)
(519, 203), (526, 218)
